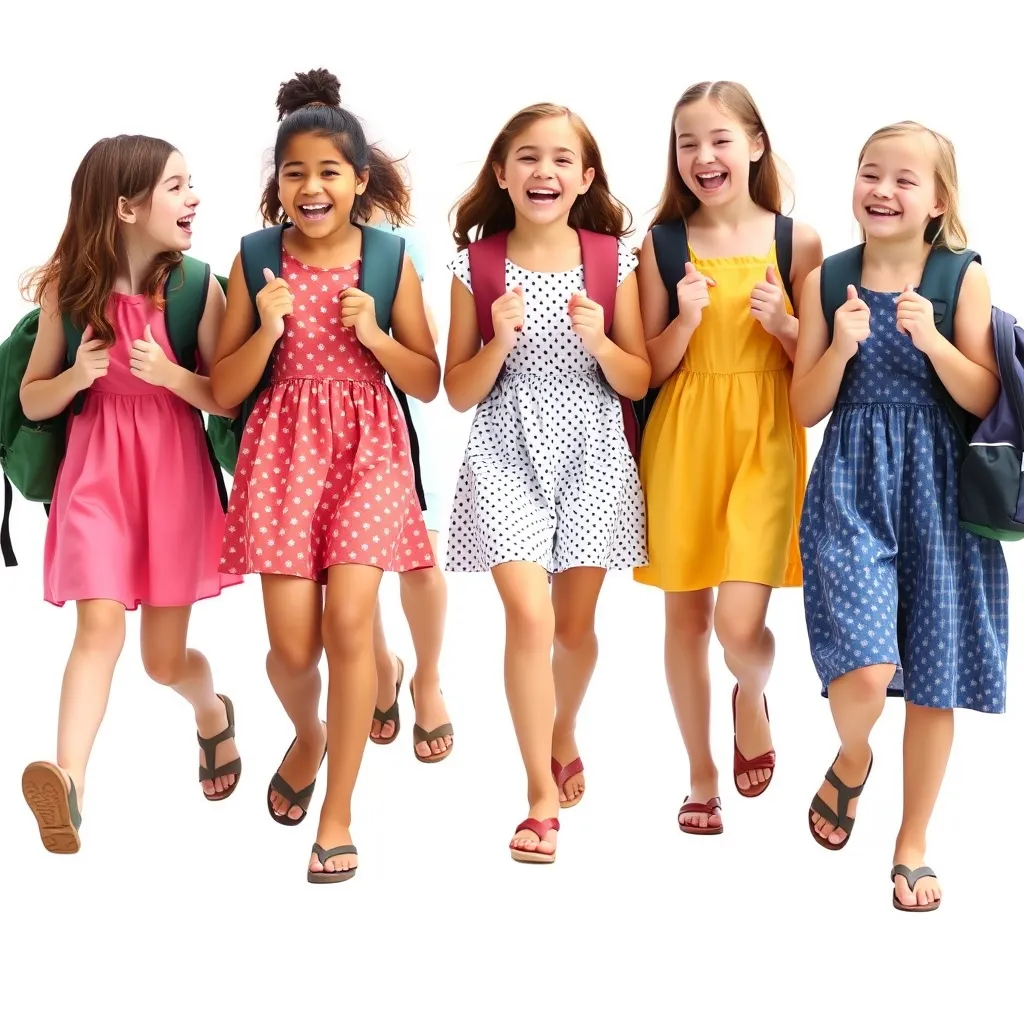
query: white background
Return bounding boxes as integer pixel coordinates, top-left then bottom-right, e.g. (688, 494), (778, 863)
(2, 2), (1021, 1021)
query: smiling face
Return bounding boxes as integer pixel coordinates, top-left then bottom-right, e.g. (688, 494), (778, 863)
(277, 132), (367, 237)
(674, 96), (763, 208)
(494, 114), (595, 227)
(853, 131), (946, 242)
(119, 149), (198, 252)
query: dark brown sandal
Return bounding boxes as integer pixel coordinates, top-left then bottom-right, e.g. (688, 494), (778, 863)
(198, 694), (242, 802)
(22, 761), (83, 854)
(369, 657), (404, 745)
(307, 843), (358, 884)
(410, 676), (453, 764)
(808, 750), (873, 850)
(891, 864), (942, 912)
(266, 722), (327, 826)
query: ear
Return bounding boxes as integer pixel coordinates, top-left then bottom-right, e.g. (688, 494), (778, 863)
(749, 132), (765, 164)
(117, 196), (137, 225)
(492, 160), (508, 191)
(930, 193), (948, 218)
(355, 167), (369, 196)
(578, 166), (596, 195)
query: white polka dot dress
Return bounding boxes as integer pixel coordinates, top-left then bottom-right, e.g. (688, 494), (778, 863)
(445, 241), (647, 574)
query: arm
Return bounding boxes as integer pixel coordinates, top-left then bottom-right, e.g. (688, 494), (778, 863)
(789, 266), (853, 427)
(209, 253), (280, 410)
(443, 276), (514, 413)
(161, 276), (238, 417)
(772, 221), (824, 361)
(920, 262), (1000, 418)
(588, 271), (651, 400)
(360, 254), (440, 402)
(19, 285), (86, 422)
(636, 231), (697, 388)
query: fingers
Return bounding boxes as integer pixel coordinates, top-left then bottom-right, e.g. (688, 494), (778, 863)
(766, 264), (778, 285)
(143, 323), (155, 344)
(846, 284), (858, 302)
(263, 267), (275, 284)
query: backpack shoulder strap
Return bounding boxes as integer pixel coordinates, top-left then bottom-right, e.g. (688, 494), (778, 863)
(240, 225), (285, 314)
(578, 229), (618, 336)
(164, 255), (211, 370)
(358, 223), (405, 333)
(466, 231), (510, 343)
(820, 244), (866, 342)
(918, 247), (980, 342)
(773, 214), (795, 308)
(650, 220), (689, 322)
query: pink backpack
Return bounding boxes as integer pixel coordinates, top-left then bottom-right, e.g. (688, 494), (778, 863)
(466, 228), (640, 461)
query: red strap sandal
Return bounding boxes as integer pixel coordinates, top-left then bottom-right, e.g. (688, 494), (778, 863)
(678, 796), (723, 835)
(509, 816), (560, 864)
(732, 684), (776, 798)
(551, 756), (585, 809)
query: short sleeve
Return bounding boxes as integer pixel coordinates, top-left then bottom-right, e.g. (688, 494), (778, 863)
(447, 248), (473, 294)
(616, 238), (639, 288)
(399, 226), (427, 281)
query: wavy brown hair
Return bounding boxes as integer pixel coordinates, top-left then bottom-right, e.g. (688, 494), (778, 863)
(260, 68), (411, 227)
(856, 121), (968, 250)
(22, 135), (181, 345)
(650, 81), (790, 228)
(450, 102), (632, 249)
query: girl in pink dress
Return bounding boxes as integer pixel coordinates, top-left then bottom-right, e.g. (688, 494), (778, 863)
(211, 70), (439, 884)
(19, 135), (242, 855)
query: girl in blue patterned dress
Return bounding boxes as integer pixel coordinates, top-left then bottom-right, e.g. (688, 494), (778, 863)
(791, 121), (1008, 912)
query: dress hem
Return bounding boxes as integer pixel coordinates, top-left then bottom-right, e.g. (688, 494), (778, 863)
(44, 576), (243, 612)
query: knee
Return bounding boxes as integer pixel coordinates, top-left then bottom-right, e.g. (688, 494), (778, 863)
(505, 598), (555, 651)
(142, 647), (188, 686)
(832, 663), (894, 700)
(74, 606), (126, 657)
(554, 614), (595, 652)
(322, 602), (375, 658)
(400, 565), (446, 597)
(268, 642), (322, 679)
(667, 602), (713, 646)
(713, 609), (765, 656)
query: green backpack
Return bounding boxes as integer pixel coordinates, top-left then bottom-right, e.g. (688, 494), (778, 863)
(206, 223), (406, 474)
(0, 255), (228, 567)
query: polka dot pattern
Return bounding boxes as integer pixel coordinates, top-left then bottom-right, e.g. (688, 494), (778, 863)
(444, 241), (647, 574)
(220, 247), (433, 582)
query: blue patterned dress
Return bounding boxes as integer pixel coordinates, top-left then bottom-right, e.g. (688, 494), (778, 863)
(800, 287), (1009, 713)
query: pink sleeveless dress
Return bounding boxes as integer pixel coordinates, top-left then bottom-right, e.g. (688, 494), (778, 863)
(220, 246), (433, 581)
(43, 292), (239, 609)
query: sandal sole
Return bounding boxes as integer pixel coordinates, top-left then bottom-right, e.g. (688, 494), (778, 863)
(510, 849), (556, 864)
(892, 893), (940, 912)
(22, 762), (80, 854)
(307, 868), (357, 884)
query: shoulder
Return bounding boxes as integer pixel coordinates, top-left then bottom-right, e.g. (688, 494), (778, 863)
(447, 247), (473, 293)
(369, 221), (427, 279)
(955, 254), (990, 311)
(791, 219), (822, 253)
(616, 237), (639, 286)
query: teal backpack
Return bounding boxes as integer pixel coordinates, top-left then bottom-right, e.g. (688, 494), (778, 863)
(0, 255), (229, 567)
(207, 223), (408, 475)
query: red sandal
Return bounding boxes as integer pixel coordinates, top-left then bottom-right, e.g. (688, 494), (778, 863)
(509, 817), (559, 863)
(551, 756), (585, 809)
(731, 684), (776, 798)
(678, 796), (723, 835)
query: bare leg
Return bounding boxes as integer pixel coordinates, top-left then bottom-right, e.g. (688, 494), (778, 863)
(714, 582), (774, 792)
(550, 566), (607, 805)
(810, 663), (893, 845)
(309, 563), (384, 877)
(491, 561), (560, 858)
(370, 598), (401, 742)
(892, 702), (952, 908)
(140, 604), (239, 798)
(262, 576), (327, 821)
(665, 590), (719, 831)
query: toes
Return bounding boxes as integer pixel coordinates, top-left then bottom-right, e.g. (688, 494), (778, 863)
(736, 772), (751, 791)
(380, 721), (395, 740)
(827, 827), (847, 845)
(287, 804), (304, 820)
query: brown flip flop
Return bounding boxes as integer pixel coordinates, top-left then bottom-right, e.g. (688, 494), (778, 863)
(409, 676), (453, 764)
(370, 657), (404, 745)
(678, 796), (723, 835)
(22, 761), (82, 854)
(891, 864), (942, 912)
(198, 694), (242, 801)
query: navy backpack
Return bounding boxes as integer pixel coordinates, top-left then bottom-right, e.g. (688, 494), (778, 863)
(821, 243), (1024, 542)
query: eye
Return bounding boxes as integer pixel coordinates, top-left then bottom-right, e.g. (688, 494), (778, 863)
(714, 140), (730, 146)
(897, 178), (916, 187)
(678, 142), (695, 150)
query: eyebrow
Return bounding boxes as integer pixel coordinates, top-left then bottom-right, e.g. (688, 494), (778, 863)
(281, 159), (343, 169)
(163, 173), (185, 185)
(677, 128), (734, 138)
(860, 162), (920, 175)
(515, 144), (576, 157)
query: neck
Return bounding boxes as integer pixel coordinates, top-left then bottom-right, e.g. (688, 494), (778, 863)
(862, 234), (932, 278)
(690, 191), (759, 230)
(117, 233), (161, 294)
(508, 217), (578, 250)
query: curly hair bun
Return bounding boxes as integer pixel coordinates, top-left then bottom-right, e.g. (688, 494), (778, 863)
(275, 69), (341, 120)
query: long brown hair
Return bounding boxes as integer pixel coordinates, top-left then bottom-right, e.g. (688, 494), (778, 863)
(260, 69), (411, 227)
(450, 103), (632, 249)
(650, 81), (789, 228)
(856, 121), (968, 251)
(22, 135), (181, 344)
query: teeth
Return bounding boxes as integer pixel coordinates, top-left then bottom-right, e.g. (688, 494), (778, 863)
(301, 203), (330, 210)
(697, 172), (725, 179)
(868, 206), (898, 215)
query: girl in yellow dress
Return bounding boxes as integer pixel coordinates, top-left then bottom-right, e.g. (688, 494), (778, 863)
(634, 81), (822, 834)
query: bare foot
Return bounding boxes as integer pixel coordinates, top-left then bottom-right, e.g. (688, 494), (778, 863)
(308, 823), (359, 877)
(810, 746), (872, 846)
(733, 686), (774, 792)
(370, 654), (402, 742)
(196, 697), (240, 798)
(410, 673), (453, 759)
(892, 841), (942, 910)
(551, 728), (584, 806)
(269, 724), (327, 821)
(678, 772), (722, 832)
(510, 788), (560, 861)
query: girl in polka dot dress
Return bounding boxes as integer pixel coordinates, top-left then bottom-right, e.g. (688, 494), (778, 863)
(211, 70), (440, 884)
(444, 103), (651, 864)
(792, 122), (1008, 911)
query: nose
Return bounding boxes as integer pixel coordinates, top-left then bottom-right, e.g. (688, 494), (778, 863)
(697, 143), (716, 164)
(873, 180), (894, 198)
(302, 177), (325, 195)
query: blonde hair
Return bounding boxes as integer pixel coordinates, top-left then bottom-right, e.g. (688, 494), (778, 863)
(650, 80), (792, 227)
(857, 121), (967, 250)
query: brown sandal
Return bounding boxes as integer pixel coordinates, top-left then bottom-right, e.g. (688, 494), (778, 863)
(370, 657), (404, 745)
(22, 761), (82, 854)
(410, 676), (453, 764)
(678, 796), (723, 835)
(198, 694), (242, 801)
